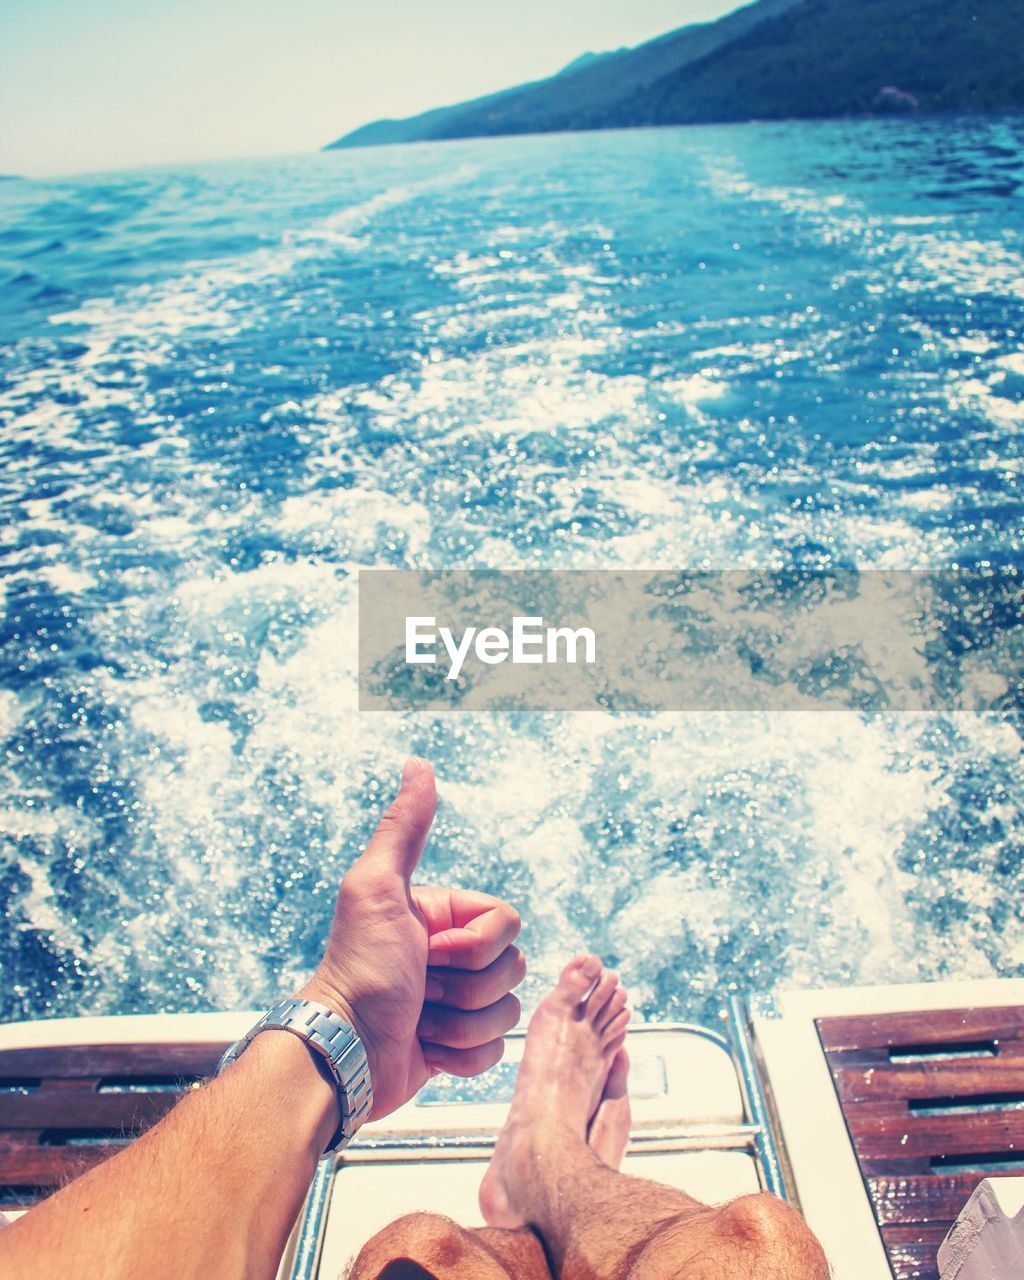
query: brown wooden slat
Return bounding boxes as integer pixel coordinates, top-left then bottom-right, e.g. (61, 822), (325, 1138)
(885, 1250), (939, 1280)
(818, 1007), (1024, 1053)
(0, 1091), (180, 1130)
(881, 1223), (951, 1245)
(834, 1057), (1024, 1101)
(880, 1223), (950, 1280)
(0, 1142), (126, 1185)
(825, 1043), (1024, 1070)
(845, 1103), (1024, 1161)
(0, 1043), (227, 1078)
(867, 1175), (983, 1226)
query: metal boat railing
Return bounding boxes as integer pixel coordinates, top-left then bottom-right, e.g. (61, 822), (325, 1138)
(726, 995), (791, 1202)
(286, 1014), (792, 1280)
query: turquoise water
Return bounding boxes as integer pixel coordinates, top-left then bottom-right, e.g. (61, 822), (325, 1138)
(1, 116), (1023, 1027)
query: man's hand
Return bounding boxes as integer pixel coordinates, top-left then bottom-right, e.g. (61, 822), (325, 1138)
(0, 756), (521, 1280)
(298, 757), (525, 1120)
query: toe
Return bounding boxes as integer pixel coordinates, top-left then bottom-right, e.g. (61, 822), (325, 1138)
(555, 954), (602, 1005)
(583, 971), (619, 1024)
(596, 986), (628, 1034)
(601, 1008), (631, 1046)
(603, 1031), (628, 1057)
(604, 1048), (630, 1098)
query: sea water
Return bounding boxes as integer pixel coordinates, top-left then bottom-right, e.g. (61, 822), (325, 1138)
(1, 116), (1022, 1028)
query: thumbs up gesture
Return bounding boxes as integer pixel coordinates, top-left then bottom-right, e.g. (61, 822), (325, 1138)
(297, 758), (525, 1121)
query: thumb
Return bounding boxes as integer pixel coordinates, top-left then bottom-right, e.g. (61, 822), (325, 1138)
(360, 757), (437, 880)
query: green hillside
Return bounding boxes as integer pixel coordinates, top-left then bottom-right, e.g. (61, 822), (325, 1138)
(327, 0), (803, 148)
(614, 0), (1024, 126)
(326, 0), (1024, 150)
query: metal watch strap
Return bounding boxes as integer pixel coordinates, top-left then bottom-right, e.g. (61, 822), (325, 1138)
(217, 998), (373, 1154)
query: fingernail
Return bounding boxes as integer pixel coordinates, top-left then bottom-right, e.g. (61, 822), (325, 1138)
(401, 757), (425, 785)
(579, 954), (601, 979)
(418, 1012), (436, 1039)
(424, 977), (444, 1001)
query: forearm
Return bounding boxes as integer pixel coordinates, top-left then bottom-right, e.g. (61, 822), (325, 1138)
(0, 1032), (337, 1280)
(0, 759), (523, 1279)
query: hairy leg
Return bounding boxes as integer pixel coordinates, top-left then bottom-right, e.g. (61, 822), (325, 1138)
(346, 1213), (548, 1280)
(492, 1136), (829, 1280)
(480, 957), (829, 1280)
(346, 960), (632, 1280)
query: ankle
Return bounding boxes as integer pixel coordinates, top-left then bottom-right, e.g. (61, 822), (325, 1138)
(517, 1114), (592, 1171)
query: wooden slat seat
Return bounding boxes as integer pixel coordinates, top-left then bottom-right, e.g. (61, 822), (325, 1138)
(0, 1041), (228, 1210)
(817, 1006), (1024, 1280)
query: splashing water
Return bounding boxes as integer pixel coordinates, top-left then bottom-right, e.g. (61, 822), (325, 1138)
(1, 116), (1023, 1027)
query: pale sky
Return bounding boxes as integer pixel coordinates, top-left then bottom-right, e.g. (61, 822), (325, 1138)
(0, 0), (737, 177)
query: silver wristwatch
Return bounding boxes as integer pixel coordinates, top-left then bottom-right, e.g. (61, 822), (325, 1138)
(218, 997), (373, 1155)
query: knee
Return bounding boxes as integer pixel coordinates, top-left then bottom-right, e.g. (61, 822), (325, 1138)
(717, 1194), (829, 1274)
(353, 1212), (471, 1275)
(719, 1193), (793, 1245)
(381, 1213), (469, 1267)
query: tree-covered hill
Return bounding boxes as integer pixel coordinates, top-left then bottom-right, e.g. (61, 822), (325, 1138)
(326, 0), (1024, 150)
(327, 0), (803, 148)
(610, 0), (1024, 128)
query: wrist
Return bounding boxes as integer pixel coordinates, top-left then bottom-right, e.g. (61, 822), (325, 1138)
(221, 995), (374, 1151)
(295, 974), (379, 1090)
(235, 1032), (340, 1158)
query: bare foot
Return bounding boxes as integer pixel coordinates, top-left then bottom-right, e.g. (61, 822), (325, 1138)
(588, 1048), (631, 1169)
(479, 955), (631, 1229)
